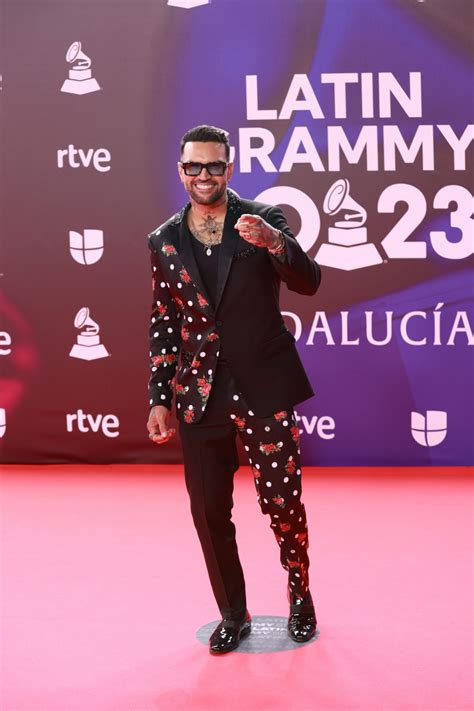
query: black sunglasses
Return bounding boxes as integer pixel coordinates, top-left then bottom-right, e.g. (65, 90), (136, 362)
(180, 161), (228, 176)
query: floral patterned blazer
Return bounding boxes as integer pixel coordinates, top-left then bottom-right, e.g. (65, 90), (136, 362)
(147, 190), (321, 423)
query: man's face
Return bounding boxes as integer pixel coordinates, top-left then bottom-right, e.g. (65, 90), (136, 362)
(178, 141), (233, 207)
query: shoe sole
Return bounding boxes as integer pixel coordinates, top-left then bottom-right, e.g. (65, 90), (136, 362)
(209, 620), (252, 655)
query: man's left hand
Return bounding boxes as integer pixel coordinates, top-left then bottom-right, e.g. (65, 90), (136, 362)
(235, 214), (281, 250)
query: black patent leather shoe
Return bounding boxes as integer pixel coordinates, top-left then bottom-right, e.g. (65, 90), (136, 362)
(209, 611), (252, 655)
(288, 590), (317, 643)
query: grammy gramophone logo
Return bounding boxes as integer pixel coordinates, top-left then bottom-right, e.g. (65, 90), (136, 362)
(316, 178), (382, 271)
(61, 42), (101, 95)
(168, 0), (210, 7)
(69, 307), (109, 361)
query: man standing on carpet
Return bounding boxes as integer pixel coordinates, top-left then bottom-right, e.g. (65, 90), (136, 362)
(146, 125), (321, 654)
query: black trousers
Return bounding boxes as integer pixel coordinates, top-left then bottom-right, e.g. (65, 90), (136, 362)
(178, 359), (311, 621)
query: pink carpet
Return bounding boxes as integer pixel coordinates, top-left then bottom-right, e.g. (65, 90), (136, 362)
(1, 464), (472, 710)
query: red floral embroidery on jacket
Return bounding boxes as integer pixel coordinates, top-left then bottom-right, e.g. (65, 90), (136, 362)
(191, 358), (201, 368)
(197, 376), (212, 403)
(274, 410), (288, 421)
(184, 408), (195, 423)
(272, 495), (285, 507)
(285, 457), (297, 475)
(175, 383), (189, 395)
(181, 327), (190, 341)
(179, 268), (191, 283)
(151, 353), (178, 367)
(234, 416), (246, 431)
(290, 425), (300, 444)
(152, 303), (167, 317)
(161, 243), (177, 256)
(259, 441), (283, 456)
(206, 332), (219, 342)
(279, 522), (292, 532)
(295, 532), (308, 545)
(197, 292), (208, 307)
(173, 296), (184, 311)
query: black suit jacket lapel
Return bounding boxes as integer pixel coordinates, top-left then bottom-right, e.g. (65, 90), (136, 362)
(177, 204), (213, 309)
(214, 190), (243, 313)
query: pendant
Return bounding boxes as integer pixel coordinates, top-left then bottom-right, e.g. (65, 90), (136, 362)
(206, 247), (212, 256)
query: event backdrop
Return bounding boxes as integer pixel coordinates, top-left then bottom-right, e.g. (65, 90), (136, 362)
(1, 0), (473, 465)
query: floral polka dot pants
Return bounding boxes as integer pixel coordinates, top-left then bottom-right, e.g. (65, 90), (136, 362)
(178, 360), (311, 622)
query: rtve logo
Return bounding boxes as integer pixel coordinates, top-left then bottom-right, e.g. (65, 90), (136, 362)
(66, 409), (119, 438)
(69, 230), (104, 265)
(294, 410), (336, 439)
(411, 410), (447, 447)
(168, 0), (210, 7)
(0, 331), (12, 355)
(57, 145), (111, 172)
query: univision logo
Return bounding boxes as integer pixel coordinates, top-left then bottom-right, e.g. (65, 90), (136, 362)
(69, 230), (104, 265)
(411, 410), (447, 447)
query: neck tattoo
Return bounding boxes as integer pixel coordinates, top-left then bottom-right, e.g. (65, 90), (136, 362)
(189, 212), (224, 256)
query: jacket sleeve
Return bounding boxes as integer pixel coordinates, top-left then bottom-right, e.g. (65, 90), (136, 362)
(147, 235), (182, 411)
(265, 205), (321, 296)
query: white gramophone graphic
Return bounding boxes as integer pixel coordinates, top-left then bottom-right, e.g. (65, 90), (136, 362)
(0, 408), (6, 438)
(315, 178), (382, 271)
(69, 307), (109, 360)
(61, 42), (101, 95)
(168, 0), (210, 7)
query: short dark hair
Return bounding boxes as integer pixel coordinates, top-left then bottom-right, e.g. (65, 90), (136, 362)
(180, 124), (230, 160)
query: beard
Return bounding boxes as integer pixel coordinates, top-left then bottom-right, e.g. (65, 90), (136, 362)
(187, 180), (227, 206)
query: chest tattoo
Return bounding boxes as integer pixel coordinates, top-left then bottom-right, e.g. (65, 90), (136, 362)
(189, 214), (224, 246)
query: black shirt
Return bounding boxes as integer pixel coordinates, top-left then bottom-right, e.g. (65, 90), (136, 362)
(188, 223), (221, 310)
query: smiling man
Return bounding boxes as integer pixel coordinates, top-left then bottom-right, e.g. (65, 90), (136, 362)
(146, 125), (321, 654)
